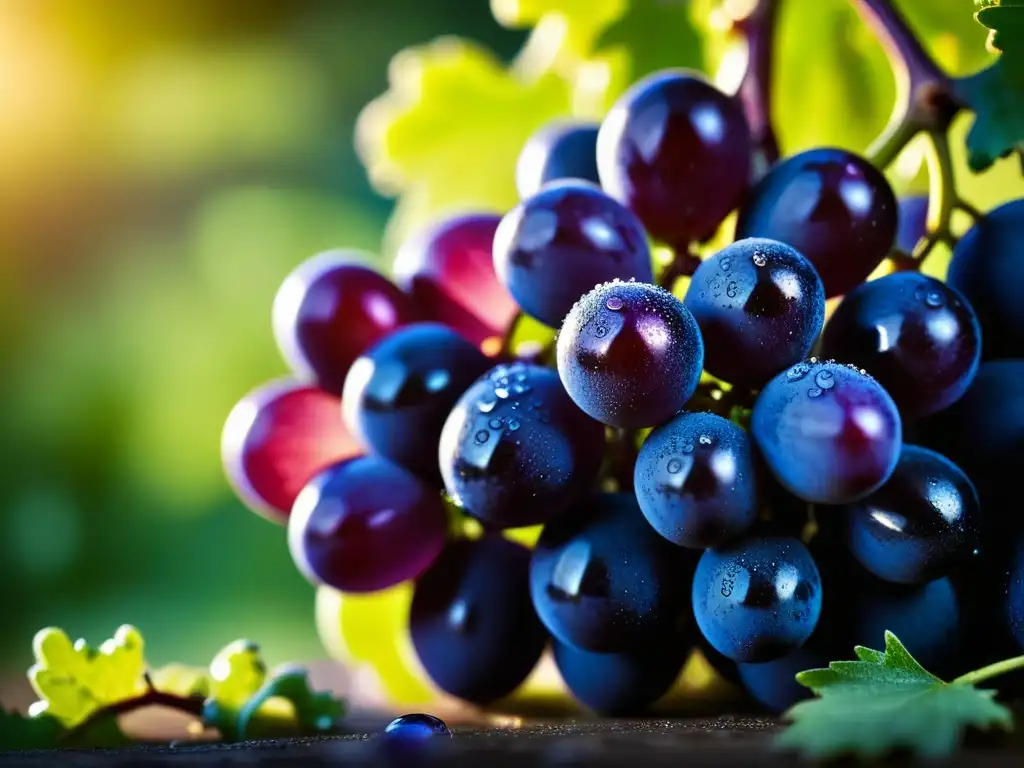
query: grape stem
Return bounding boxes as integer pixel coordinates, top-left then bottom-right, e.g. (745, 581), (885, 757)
(952, 654), (1024, 687)
(59, 688), (207, 744)
(658, 248), (701, 290)
(737, 0), (782, 165)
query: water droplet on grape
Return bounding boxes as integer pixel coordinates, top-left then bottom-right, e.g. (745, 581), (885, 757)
(787, 363), (810, 381)
(424, 370), (450, 393)
(681, 442), (694, 453)
(925, 291), (944, 308)
(508, 419), (521, 431)
(605, 296), (624, 311)
(752, 252), (767, 267)
(595, 325), (608, 338)
(720, 256), (733, 272)
(478, 398), (497, 413)
(488, 418), (503, 429)
(814, 370), (835, 390)
(667, 458), (683, 474)
(474, 430), (490, 444)
(494, 386), (510, 399)
(726, 281), (738, 298)
(699, 434), (712, 445)
(808, 388), (822, 398)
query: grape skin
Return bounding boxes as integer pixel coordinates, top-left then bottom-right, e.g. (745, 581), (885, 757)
(393, 214), (518, 347)
(845, 445), (980, 585)
(683, 238), (825, 388)
(516, 122), (601, 199)
(751, 360), (902, 504)
(557, 281), (704, 429)
(735, 147), (898, 298)
(288, 456), (448, 593)
(409, 536), (547, 705)
(492, 180), (653, 328)
(597, 70), (753, 247)
(342, 323), (492, 481)
(438, 362), (604, 529)
(821, 272), (981, 418)
(946, 198), (1024, 361)
(272, 252), (420, 395)
(530, 493), (693, 652)
(691, 535), (822, 663)
(634, 411), (758, 549)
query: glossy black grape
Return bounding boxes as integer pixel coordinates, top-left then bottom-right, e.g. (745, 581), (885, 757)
(920, 360), (1024, 537)
(735, 148), (898, 298)
(820, 272), (981, 418)
(492, 180), (653, 327)
(947, 198), (1024, 360)
(597, 70), (753, 247)
(439, 362), (604, 529)
(1007, 540), (1024, 653)
(691, 535), (822, 663)
(634, 411), (758, 549)
(410, 536), (547, 704)
(683, 238), (826, 388)
(516, 122), (601, 198)
(556, 281), (704, 428)
(845, 445), (980, 585)
(342, 323), (492, 481)
(530, 493), (692, 652)
(553, 637), (688, 716)
(751, 360), (902, 504)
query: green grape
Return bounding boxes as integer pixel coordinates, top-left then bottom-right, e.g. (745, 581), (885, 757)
(28, 625), (147, 727)
(208, 640), (267, 709)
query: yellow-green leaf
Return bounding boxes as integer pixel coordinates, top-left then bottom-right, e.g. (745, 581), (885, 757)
(208, 639), (267, 709)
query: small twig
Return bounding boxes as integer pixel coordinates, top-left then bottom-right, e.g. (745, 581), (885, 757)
(60, 689), (206, 745)
(867, 115), (919, 170)
(736, 0), (782, 165)
(954, 199), (984, 222)
(921, 130), (960, 254)
(887, 248), (920, 273)
(657, 249), (701, 290)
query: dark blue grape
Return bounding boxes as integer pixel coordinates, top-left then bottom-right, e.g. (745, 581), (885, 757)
(288, 456), (448, 593)
(553, 637), (688, 716)
(683, 238), (825, 388)
(634, 411), (758, 549)
(556, 281), (704, 428)
(409, 536), (547, 704)
(597, 70), (753, 247)
(492, 181), (653, 327)
(821, 272), (981, 418)
(751, 360), (902, 504)
(735, 148), (898, 298)
(947, 198), (1024, 361)
(439, 362), (604, 529)
(530, 493), (692, 652)
(691, 535), (822, 663)
(920, 360), (1024, 537)
(1007, 540), (1024, 652)
(383, 713), (452, 740)
(897, 195), (929, 253)
(516, 122), (601, 198)
(845, 445), (980, 585)
(342, 323), (492, 481)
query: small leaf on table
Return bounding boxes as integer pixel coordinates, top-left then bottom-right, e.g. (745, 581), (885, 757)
(0, 709), (64, 750)
(776, 631), (1014, 759)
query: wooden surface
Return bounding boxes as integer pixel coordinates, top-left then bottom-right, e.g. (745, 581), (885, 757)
(3, 715), (1024, 767)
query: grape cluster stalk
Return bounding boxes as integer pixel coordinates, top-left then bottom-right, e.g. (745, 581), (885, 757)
(215, 0), (1024, 723)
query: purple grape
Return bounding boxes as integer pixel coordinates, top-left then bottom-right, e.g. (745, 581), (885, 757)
(751, 360), (902, 504)
(288, 456), (448, 593)
(683, 238), (825, 388)
(597, 70), (753, 247)
(392, 214), (518, 347)
(516, 122), (601, 198)
(820, 272), (981, 418)
(273, 253), (420, 394)
(556, 281), (704, 429)
(634, 411), (758, 549)
(438, 362), (604, 529)
(735, 148), (898, 298)
(492, 180), (653, 327)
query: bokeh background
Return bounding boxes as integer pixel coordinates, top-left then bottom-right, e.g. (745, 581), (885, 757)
(0, 0), (1020, 694)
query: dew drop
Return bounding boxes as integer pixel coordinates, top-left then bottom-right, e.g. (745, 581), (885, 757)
(489, 418), (503, 429)
(752, 252), (767, 267)
(787, 363), (810, 382)
(814, 370), (835, 390)
(726, 281), (738, 299)
(508, 419), (521, 431)
(925, 291), (945, 308)
(606, 296), (624, 311)
(720, 256), (733, 272)
(681, 442), (694, 453)
(477, 398), (497, 413)
(494, 386), (510, 399)
(808, 388), (822, 398)
(667, 458), (683, 474)
(699, 434), (712, 445)
(595, 325), (608, 338)
(474, 430), (490, 444)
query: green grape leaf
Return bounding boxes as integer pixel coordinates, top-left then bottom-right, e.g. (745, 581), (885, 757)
(776, 632), (1014, 759)
(356, 38), (572, 255)
(27, 626), (147, 727)
(207, 640), (267, 709)
(959, 2), (1024, 172)
(234, 666), (345, 740)
(0, 709), (64, 750)
(149, 663), (211, 699)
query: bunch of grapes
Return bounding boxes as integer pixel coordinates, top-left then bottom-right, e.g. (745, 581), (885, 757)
(221, 65), (1024, 716)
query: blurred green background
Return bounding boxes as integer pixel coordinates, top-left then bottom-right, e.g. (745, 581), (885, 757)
(0, 0), (1020, 688)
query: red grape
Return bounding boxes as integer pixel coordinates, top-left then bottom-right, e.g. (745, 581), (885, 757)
(393, 215), (518, 347)
(273, 252), (420, 394)
(221, 379), (361, 524)
(288, 455), (448, 593)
